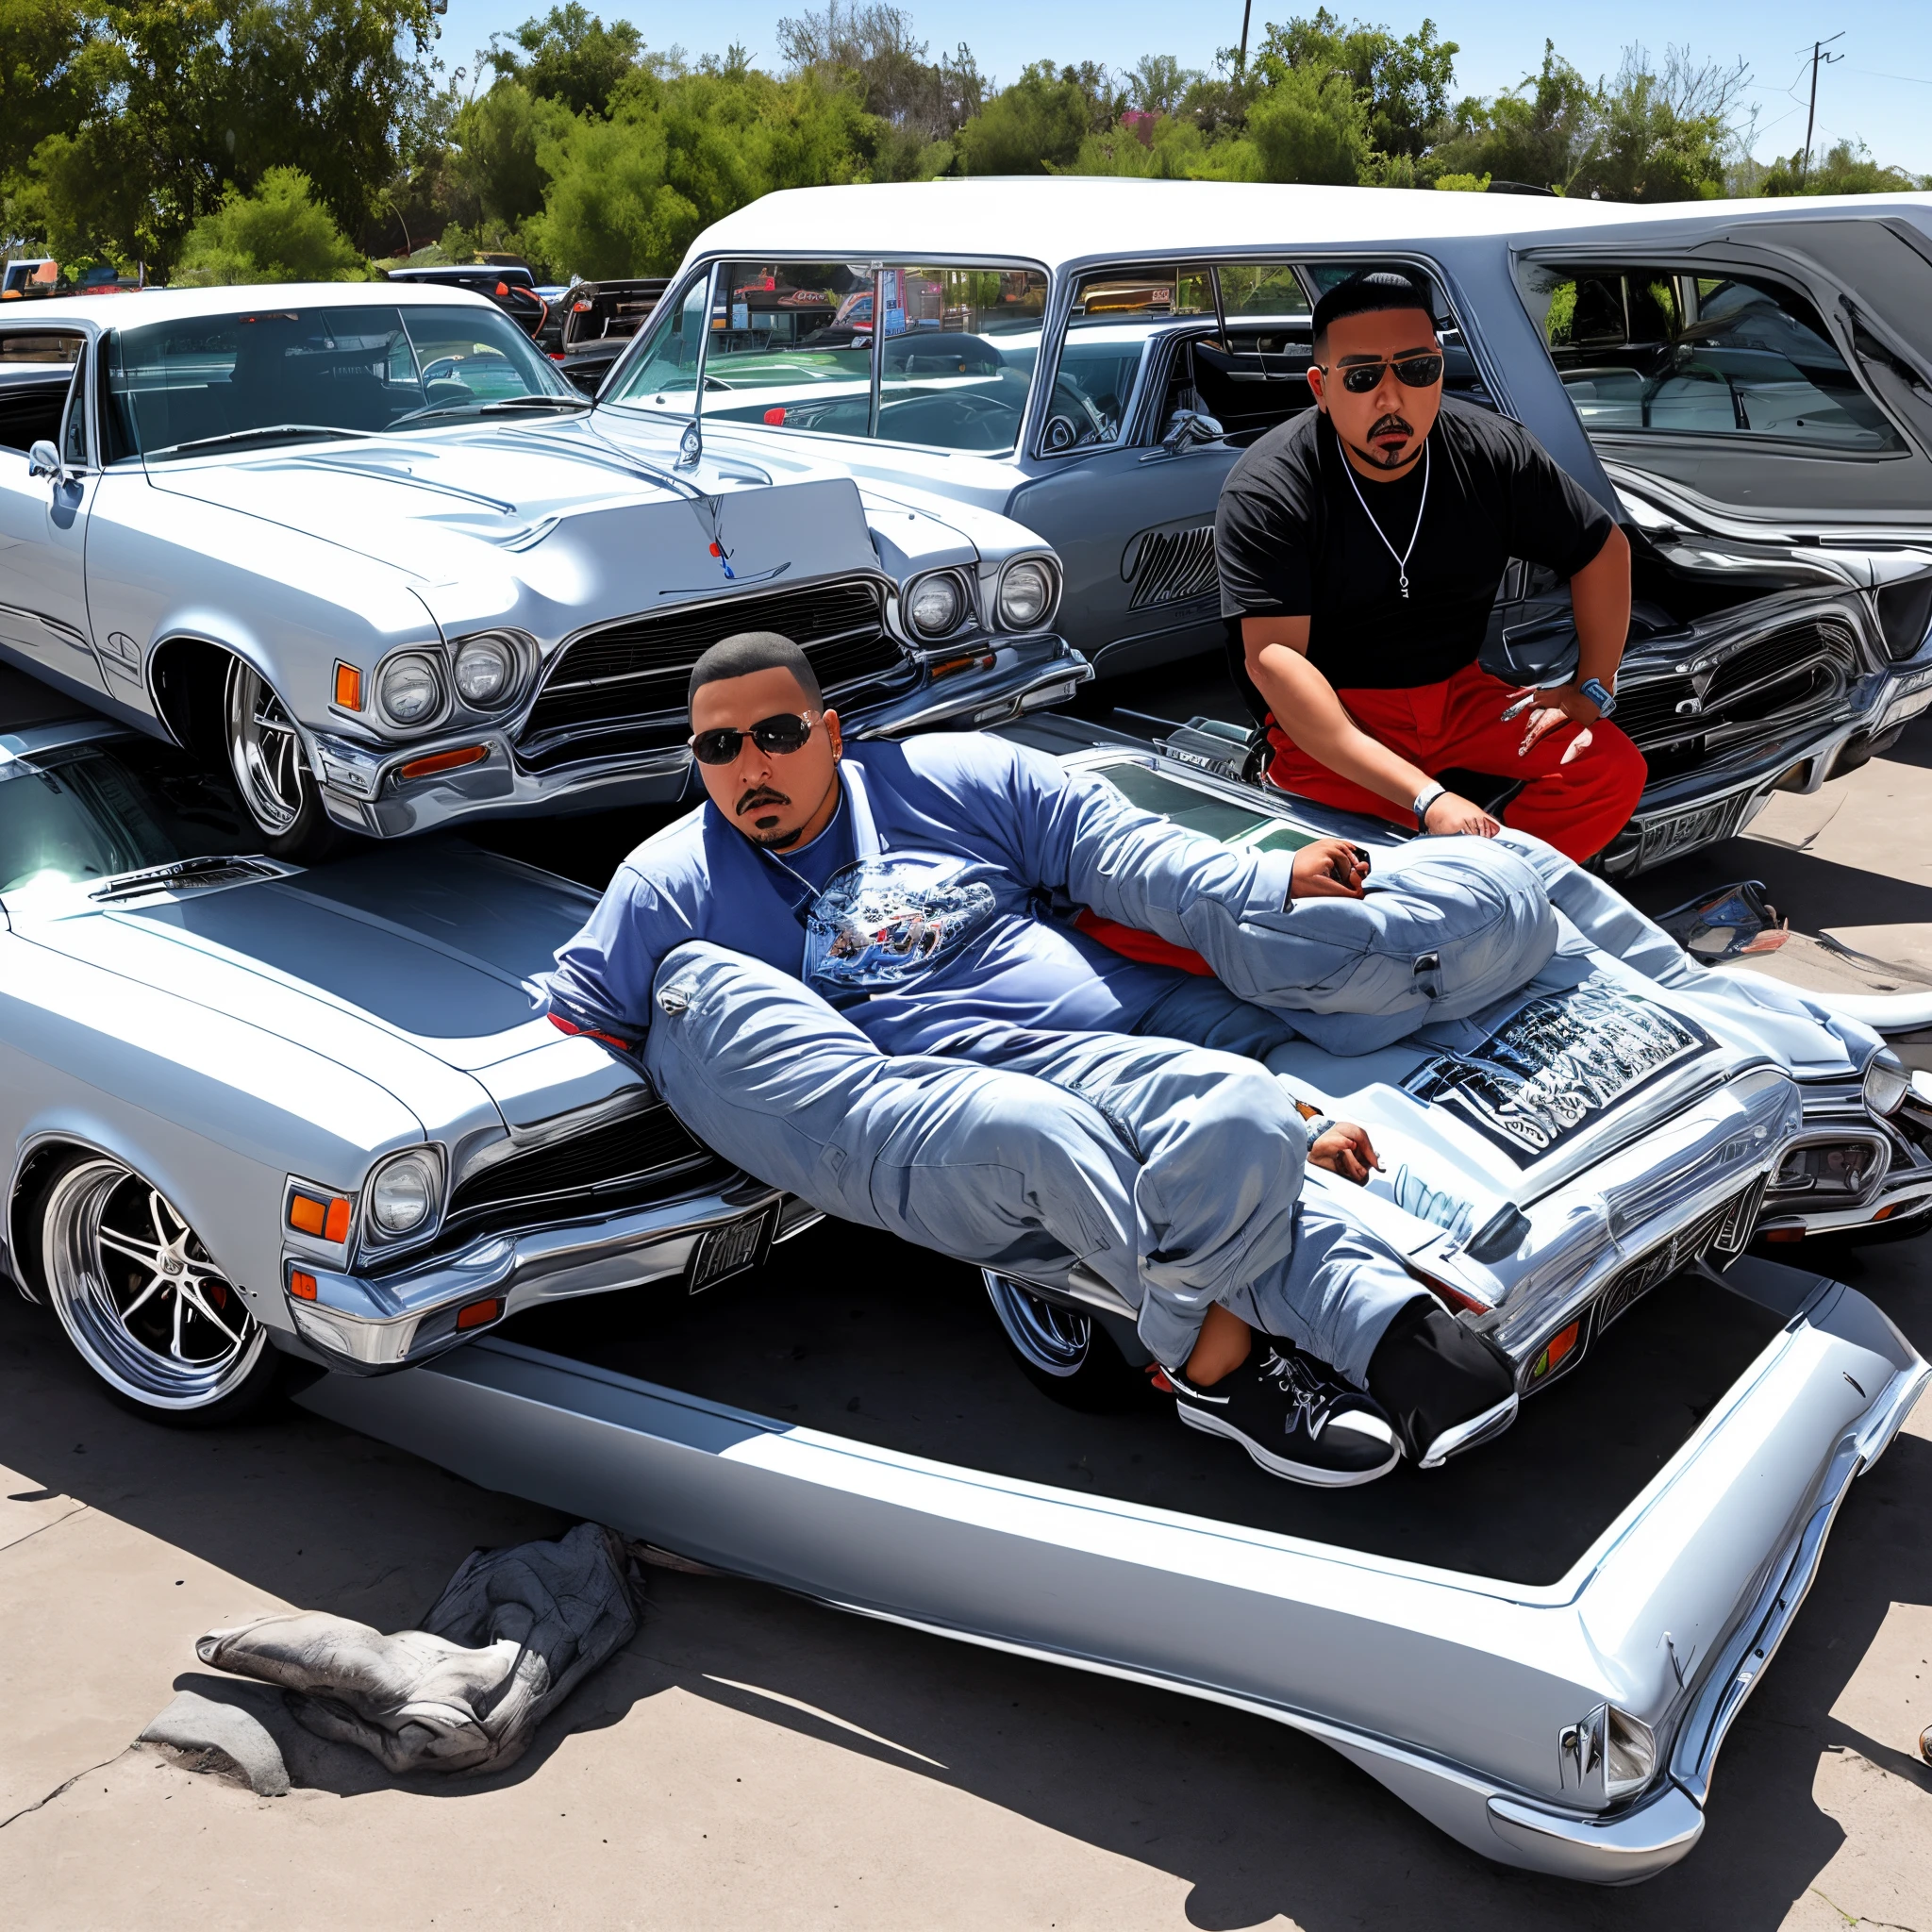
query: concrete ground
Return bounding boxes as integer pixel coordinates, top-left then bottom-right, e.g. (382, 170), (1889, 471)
(4, 706), (1932, 1929)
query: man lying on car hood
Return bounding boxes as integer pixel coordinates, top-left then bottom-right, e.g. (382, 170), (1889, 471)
(539, 631), (1556, 1486)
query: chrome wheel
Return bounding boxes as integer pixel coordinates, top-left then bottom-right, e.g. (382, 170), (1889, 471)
(42, 1158), (266, 1410)
(983, 1271), (1091, 1377)
(224, 658), (309, 837)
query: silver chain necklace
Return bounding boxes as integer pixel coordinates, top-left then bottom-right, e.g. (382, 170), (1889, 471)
(1340, 440), (1430, 600)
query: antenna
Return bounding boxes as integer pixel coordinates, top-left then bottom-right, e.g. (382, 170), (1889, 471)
(1799, 32), (1845, 183)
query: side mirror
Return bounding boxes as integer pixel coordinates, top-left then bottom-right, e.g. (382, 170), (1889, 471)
(27, 440), (67, 482)
(1159, 408), (1224, 455)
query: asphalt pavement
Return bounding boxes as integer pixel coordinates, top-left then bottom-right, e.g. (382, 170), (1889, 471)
(2, 682), (1930, 1930)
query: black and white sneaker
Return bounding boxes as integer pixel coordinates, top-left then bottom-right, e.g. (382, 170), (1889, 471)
(1159, 1345), (1401, 1487)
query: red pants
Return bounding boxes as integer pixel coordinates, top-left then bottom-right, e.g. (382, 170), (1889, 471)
(1264, 662), (1646, 864)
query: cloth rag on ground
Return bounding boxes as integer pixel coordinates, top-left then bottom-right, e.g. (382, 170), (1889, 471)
(192, 1521), (639, 1776)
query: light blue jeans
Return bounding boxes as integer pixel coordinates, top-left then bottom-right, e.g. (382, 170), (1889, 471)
(644, 944), (1422, 1378)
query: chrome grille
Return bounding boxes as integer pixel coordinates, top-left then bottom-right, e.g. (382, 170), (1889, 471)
(1615, 620), (1858, 782)
(517, 577), (912, 770)
(1127, 526), (1219, 610)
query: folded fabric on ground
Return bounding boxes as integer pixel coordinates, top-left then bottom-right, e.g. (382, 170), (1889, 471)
(193, 1521), (640, 1775)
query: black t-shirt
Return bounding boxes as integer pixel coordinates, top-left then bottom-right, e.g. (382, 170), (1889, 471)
(1214, 398), (1614, 691)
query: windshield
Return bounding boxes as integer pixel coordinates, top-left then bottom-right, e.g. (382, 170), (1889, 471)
(607, 261), (1050, 454)
(102, 304), (578, 460)
(0, 738), (254, 898)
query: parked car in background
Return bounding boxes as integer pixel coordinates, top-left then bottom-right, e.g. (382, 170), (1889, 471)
(558, 276), (670, 395)
(0, 284), (1084, 855)
(589, 180), (1932, 874)
(388, 262), (551, 341)
(2, 258), (60, 300)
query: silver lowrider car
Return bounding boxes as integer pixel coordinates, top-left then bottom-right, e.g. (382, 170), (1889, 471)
(586, 180), (1932, 874)
(3, 700), (1925, 1882)
(0, 283), (1085, 855)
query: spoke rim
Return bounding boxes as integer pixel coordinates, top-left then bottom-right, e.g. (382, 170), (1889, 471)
(225, 659), (308, 836)
(983, 1271), (1091, 1376)
(42, 1158), (265, 1408)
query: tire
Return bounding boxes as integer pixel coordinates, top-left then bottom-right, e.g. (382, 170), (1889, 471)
(982, 1271), (1155, 1412)
(36, 1154), (280, 1426)
(222, 657), (356, 863)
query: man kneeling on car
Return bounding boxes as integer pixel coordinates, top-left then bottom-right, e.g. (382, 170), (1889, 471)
(540, 632), (1546, 1487)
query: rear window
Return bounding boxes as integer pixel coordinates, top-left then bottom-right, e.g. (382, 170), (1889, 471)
(1522, 264), (1905, 452)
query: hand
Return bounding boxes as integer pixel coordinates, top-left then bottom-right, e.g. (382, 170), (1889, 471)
(1290, 838), (1372, 900)
(1421, 792), (1501, 838)
(1310, 1121), (1382, 1184)
(1507, 683), (1601, 764)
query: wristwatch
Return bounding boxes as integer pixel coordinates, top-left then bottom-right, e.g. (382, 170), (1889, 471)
(1579, 676), (1618, 719)
(1412, 781), (1448, 826)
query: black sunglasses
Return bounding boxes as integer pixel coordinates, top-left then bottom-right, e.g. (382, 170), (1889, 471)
(689, 711), (817, 766)
(1319, 353), (1445, 394)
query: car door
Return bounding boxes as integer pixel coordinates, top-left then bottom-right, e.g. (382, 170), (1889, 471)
(0, 325), (107, 697)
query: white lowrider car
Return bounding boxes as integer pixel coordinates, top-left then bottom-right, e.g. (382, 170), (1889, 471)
(0, 284), (1084, 856)
(4, 698), (1924, 1883)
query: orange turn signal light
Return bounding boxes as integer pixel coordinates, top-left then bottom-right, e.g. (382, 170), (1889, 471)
(397, 744), (488, 783)
(334, 661), (362, 709)
(928, 651), (996, 682)
(1529, 1319), (1580, 1383)
(456, 1296), (505, 1331)
(289, 1270), (318, 1301)
(1765, 1226), (1806, 1243)
(288, 1192), (352, 1242)
(1874, 1203), (1897, 1222)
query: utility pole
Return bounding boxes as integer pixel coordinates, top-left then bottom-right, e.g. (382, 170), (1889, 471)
(1238, 0), (1253, 73)
(1800, 31), (1844, 182)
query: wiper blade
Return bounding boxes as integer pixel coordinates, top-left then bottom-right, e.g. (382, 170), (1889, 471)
(90, 856), (281, 899)
(146, 425), (377, 458)
(389, 394), (592, 428)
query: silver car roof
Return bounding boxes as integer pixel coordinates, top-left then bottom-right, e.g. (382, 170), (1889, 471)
(689, 177), (1932, 271)
(3, 282), (503, 330)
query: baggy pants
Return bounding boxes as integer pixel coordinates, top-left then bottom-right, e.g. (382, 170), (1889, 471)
(644, 943), (1422, 1379)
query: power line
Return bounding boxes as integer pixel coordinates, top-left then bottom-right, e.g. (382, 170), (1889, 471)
(1798, 31), (1845, 181)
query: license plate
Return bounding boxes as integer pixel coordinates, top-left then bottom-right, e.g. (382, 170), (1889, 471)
(687, 1206), (778, 1294)
(1638, 794), (1745, 868)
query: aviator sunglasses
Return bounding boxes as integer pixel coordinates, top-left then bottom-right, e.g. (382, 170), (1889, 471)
(689, 710), (818, 765)
(1318, 352), (1445, 394)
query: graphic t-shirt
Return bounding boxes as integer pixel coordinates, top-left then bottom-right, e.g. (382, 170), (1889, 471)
(541, 737), (1186, 1058)
(1214, 397), (1615, 692)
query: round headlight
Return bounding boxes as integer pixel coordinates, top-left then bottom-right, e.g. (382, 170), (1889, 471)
(906, 574), (963, 638)
(997, 558), (1054, 631)
(453, 634), (516, 707)
(1863, 1048), (1908, 1117)
(370, 1152), (438, 1235)
(377, 654), (442, 726)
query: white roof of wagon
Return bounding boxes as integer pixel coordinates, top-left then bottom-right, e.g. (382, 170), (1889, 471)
(689, 177), (1932, 274)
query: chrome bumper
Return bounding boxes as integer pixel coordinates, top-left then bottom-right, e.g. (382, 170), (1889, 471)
(281, 1177), (808, 1373)
(1605, 660), (1932, 877)
(309, 636), (1091, 839)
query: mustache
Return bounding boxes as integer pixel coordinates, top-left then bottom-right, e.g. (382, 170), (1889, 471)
(736, 785), (791, 816)
(1369, 414), (1415, 441)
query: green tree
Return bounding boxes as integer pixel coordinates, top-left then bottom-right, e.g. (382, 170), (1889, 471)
(1254, 10), (1457, 160)
(445, 77), (577, 231)
(1756, 138), (1926, 196)
(954, 61), (1092, 175)
(18, 0), (438, 272)
(0, 0), (92, 193)
(1427, 41), (1591, 192)
(1246, 58), (1374, 183)
(1567, 47), (1744, 202)
(172, 164), (367, 282)
(487, 3), (643, 118)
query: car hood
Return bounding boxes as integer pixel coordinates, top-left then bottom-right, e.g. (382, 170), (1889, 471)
(13, 841), (646, 1131)
(144, 423), (884, 634)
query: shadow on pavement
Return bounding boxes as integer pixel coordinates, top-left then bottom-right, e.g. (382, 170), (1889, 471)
(4, 1223), (1929, 1926)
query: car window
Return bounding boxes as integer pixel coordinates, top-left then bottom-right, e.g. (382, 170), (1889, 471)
(1050, 267), (1219, 453)
(0, 328), (84, 456)
(1525, 265), (1905, 452)
(609, 260), (1050, 456)
(0, 739), (253, 898)
(0, 331), (80, 366)
(100, 304), (575, 460)
(59, 348), (88, 466)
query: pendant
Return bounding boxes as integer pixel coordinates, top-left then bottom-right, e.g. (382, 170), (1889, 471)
(1398, 574), (1409, 600)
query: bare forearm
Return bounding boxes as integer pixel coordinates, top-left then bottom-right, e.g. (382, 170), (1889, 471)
(1247, 638), (1432, 811)
(1571, 524), (1631, 691)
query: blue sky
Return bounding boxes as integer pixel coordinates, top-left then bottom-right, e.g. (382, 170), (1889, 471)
(432, 0), (1932, 175)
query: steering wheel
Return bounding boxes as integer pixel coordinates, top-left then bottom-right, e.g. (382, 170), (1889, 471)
(1041, 376), (1110, 453)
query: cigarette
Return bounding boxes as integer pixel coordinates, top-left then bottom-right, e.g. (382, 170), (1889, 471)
(1500, 691), (1537, 723)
